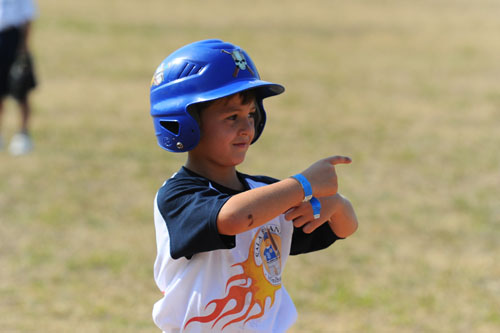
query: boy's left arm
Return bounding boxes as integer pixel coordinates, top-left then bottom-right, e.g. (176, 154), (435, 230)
(284, 193), (358, 238)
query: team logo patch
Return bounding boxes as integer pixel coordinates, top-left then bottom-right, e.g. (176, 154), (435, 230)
(184, 225), (282, 330)
(255, 225), (282, 285)
(222, 49), (255, 77)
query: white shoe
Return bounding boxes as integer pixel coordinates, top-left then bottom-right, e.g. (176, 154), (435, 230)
(9, 133), (33, 156)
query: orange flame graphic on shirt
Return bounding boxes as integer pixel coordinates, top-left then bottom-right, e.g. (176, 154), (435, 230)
(184, 228), (282, 330)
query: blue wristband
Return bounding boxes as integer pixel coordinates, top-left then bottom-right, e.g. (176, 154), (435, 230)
(291, 174), (313, 202)
(310, 197), (321, 219)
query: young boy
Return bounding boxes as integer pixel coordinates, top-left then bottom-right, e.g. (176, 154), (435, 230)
(150, 39), (358, 332)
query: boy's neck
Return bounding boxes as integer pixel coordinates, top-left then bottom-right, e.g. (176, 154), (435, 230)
(185, 158), (244, 191)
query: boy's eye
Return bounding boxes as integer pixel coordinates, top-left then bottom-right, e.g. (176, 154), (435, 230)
(225, 111), (256, 121)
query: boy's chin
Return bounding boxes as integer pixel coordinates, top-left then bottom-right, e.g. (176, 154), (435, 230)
(228, 155), (247, 167)
(231, 158), (246, 166)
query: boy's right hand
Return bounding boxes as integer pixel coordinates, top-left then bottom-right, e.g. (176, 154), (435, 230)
(301, 156), (352, 197)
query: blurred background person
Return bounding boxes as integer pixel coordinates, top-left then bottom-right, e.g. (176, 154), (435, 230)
(0, 0), (38, 155)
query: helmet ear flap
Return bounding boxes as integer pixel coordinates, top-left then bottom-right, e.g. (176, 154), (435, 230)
(252, 100), (267, 144)
(154, 113), (200, 152)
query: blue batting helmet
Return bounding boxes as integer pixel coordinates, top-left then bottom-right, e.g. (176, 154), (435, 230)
(149, 39), (285, 152)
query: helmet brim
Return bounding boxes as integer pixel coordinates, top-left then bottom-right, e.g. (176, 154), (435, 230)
(188, 79), (284, 107)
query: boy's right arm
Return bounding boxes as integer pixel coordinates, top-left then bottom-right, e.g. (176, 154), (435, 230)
(217, 156), (351, 235)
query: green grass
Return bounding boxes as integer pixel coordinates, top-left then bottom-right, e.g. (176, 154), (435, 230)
(1, 0), (499, 331)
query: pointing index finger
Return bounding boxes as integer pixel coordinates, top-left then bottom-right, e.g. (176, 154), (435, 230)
(327, 155), (352, 165)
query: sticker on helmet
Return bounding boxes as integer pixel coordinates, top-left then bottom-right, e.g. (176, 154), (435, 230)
(151, 63), (165, 87)
(222, 49), (255, 78)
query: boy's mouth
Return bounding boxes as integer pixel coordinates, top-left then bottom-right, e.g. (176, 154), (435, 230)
(233, 141), (250, 148)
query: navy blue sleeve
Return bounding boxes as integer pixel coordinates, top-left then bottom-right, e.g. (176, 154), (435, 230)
(290, 223), (342, 255)
(156, 177), (236, 260)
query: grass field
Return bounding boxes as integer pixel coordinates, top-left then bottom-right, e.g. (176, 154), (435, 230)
(1, 0), (499, 332)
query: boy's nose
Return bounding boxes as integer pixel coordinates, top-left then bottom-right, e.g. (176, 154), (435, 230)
(238, 117), (254, 136)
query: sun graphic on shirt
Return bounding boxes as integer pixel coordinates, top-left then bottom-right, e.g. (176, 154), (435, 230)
(184, 226), (282, 330)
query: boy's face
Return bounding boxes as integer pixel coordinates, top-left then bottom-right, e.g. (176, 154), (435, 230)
(190, 94), (256, 168)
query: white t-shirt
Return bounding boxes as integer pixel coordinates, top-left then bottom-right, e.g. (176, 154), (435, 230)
(153, 167), (340, 332)
(0, 0), (37, 31)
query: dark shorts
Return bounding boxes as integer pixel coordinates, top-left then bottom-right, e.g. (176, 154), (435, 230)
(0, 27), (22, 98)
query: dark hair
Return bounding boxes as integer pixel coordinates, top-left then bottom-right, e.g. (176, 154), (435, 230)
(197, 89), (256, 112)
(188, 89), (257, 124)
